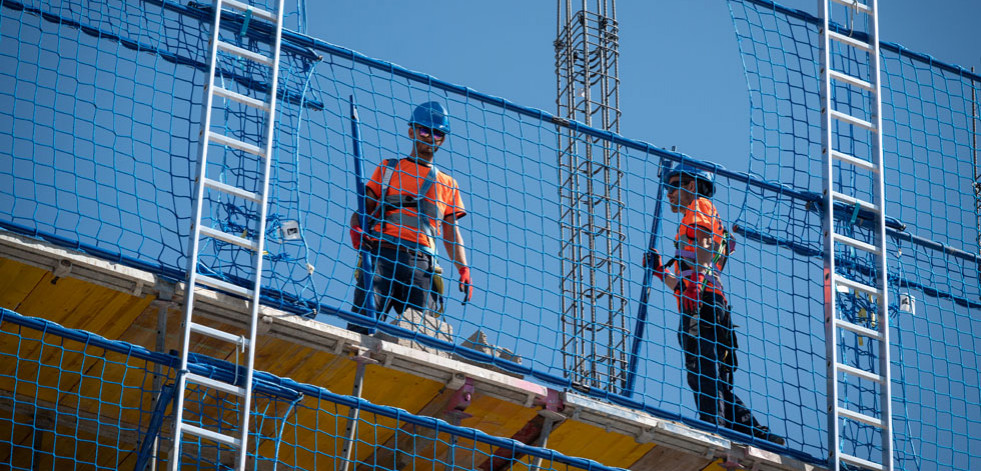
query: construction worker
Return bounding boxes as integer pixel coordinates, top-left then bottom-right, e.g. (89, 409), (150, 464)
(645, 164), (784, 446)
(347, 101), (473, 334)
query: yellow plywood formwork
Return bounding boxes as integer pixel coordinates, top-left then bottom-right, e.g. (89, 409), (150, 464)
(545, 418), (656, 468)
(0, 232), (821, 471)
(0, 372), (150, 469)
(3, 266), (154, 340)
(630, 444), (715, 471)
(0, 258), (46, 308)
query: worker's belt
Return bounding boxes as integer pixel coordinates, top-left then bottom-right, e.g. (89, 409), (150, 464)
(376, 240), (434, 258)
(681, 270), (723, 291)
(679, 265), (725, 293)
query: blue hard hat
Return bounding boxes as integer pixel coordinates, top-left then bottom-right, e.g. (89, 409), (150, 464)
(408, 101), (451, 134)
(663, 163), (715, 197)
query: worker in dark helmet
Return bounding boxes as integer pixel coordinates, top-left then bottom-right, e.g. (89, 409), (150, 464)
(645, 164), (784, 446)
(348, 101), (473, 333)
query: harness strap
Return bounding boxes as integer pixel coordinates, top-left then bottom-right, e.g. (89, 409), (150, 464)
(679, 268), (725, 292)
(371, 159), (441, 256)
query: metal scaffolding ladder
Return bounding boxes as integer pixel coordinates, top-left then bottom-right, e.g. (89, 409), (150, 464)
(819, 0), (892, 470)
(170, 0), (285, 469)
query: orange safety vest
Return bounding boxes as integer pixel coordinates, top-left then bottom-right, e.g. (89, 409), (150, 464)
(674, 197), (731, 294)
(365, 159), (466, 255)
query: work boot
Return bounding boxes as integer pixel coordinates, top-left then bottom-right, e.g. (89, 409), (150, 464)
(753, 427), (785, 446)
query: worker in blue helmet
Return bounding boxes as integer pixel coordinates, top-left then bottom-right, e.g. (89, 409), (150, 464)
(348, 101), (473, 334)
(645, 163), (784, 446)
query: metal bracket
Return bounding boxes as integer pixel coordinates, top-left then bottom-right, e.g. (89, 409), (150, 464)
(446, 372), (468, 391)
(543, 388), (564, 413)
(350, 346), (380, 367)
(340, 347), (380, 471)
(131, 280), (145, 297)
(636, 426), (657, 443)
(50, 258), (72, 284)
(258, 313), (274, 334)
(530, 390), (567, 471)
(444, 376), (475, 424)
(154, 278), (178, 305)
(719, 450), (743, 470)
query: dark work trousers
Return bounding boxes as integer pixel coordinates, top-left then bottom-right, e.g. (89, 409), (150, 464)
(679, 288), (764, 436)
(349, 245), (434, 334)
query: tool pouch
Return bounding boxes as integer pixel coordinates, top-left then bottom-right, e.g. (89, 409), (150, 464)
(431, 263), (446, 316)
(353, 253), (363, 282)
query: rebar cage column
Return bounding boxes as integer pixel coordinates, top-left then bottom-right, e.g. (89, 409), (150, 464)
(555, 0), (626, 392)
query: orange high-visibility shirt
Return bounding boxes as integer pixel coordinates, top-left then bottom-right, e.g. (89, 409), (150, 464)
(674, 197), (726, 294)
(366, 159), (466, 250)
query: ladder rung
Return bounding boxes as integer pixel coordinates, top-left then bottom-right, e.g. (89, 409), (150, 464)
(834, 318), (883, 341)
(216, 40), (274, 67)
(189, 321), (250, 347)
(833, 274), (882, 298)
(199, 226), (259, 251)
(204, 178), (261, 203)
(830, 0), (871, 14)
(836, 362), (884, 384)
(837, 406), (884, 428)
(839, 452), (884, 471)
(829, 69), (874, 92)
(827, 30), (873, 53)
(194, 274), (254, 299)
(831, 149), (877, 172)
(831, 191), (879, 214)
(185, 372), (248, 397)
(222, 0), (278, 23)
(208, 131), (265, 158)
(832, 232), (882, 255)
(830, 109), (875, 131)
(181, 423), (242, 447)
(212, 85), (271, 112)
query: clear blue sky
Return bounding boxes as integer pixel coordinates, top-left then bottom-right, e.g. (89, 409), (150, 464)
(308, 0), (979, 174)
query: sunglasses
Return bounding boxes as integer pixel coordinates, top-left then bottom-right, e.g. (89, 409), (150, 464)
(664, 180), (683, 194)
(414, 126), (446, 139)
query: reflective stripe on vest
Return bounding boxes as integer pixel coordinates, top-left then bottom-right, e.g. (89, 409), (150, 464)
(675, 199), (726, 290)
(679, 268), (725, 293)
(371, 159), (441, 256)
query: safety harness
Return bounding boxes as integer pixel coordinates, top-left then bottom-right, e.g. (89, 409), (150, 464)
(368, 158), (442, 256)
(366, 158), (448, 313)
(674, 222), (739, 372)
(674, 227), (736, 293)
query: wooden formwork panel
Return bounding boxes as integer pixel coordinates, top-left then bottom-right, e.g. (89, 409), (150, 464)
(0, 233), (821, 471)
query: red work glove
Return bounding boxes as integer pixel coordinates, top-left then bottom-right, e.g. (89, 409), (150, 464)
(458, 266), (473, 304)
(643, 249), (666, 281)
(349, 226), (364, 251)
(681, 273), (705, 314)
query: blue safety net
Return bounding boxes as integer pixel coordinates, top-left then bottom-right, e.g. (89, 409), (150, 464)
(1, 0), (979, 468)
(728, 0), (981, 469)
(0, 308), (626, 470)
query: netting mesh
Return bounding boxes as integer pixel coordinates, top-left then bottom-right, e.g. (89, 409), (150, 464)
(2, 0), (980, 467)
(0, 308), (624, 471)
(729, 0), (981, 468)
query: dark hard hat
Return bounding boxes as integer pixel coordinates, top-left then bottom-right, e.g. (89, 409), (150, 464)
(663, 163), (716, 197)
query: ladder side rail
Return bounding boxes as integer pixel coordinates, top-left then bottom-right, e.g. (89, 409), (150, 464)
(235, 0), (287, 466)
(821, 1), (892, 469)
(171, 0), (227, 469)
(867, 1), (894, 467)
(817, 1), (842, 468)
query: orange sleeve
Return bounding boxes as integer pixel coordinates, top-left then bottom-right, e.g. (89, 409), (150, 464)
(364, 163), (387, 202)
(679, 199), (718, 240)
(439, 176), (467, 220)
